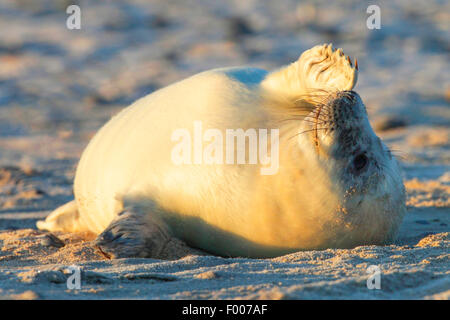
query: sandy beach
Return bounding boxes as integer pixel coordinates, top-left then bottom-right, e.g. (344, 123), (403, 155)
(0, 0), (448, 299)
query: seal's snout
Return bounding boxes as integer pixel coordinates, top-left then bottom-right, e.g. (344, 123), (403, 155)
(324, 90), (366, 129)
(305, 90), (368, 153)
(323, 91), (379, 179)
(331, 90), (360, 109)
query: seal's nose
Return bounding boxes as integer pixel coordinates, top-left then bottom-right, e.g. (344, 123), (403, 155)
(327, 91), (362, 120)
(340, 90), (359, 103)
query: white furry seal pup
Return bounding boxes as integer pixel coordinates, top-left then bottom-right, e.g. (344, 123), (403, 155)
(38, 44), (406, 258)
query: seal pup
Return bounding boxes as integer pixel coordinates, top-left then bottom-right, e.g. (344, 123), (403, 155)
(37, 44), (406, 258)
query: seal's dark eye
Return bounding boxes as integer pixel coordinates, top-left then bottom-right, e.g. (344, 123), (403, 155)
(353, 154), (368, 172)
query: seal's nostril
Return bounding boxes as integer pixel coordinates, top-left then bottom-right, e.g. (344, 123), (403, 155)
(353, 153), (368, 172)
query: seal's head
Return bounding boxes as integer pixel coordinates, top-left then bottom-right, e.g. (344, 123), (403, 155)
(263, 44), (406, 249)
(295, 90), (406, 247)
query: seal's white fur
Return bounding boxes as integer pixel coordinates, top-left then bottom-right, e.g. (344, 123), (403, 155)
(38, 44), (405, 258)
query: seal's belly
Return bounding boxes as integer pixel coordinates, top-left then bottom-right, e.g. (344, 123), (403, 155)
(73, 68), (268, 235)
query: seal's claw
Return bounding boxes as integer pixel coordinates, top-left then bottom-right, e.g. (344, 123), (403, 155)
(95, 209), (170, 259)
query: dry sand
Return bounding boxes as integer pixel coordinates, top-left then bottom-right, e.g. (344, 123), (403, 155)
(0, 0), (448, 299)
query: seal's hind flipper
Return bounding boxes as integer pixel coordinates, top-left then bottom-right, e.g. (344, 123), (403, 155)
(37, 200), (86, 233)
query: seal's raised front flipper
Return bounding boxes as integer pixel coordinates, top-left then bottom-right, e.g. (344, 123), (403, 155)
(37, 200), (92, 233)
(262, 43), (358, 101)
(95, 208), (172, 259)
